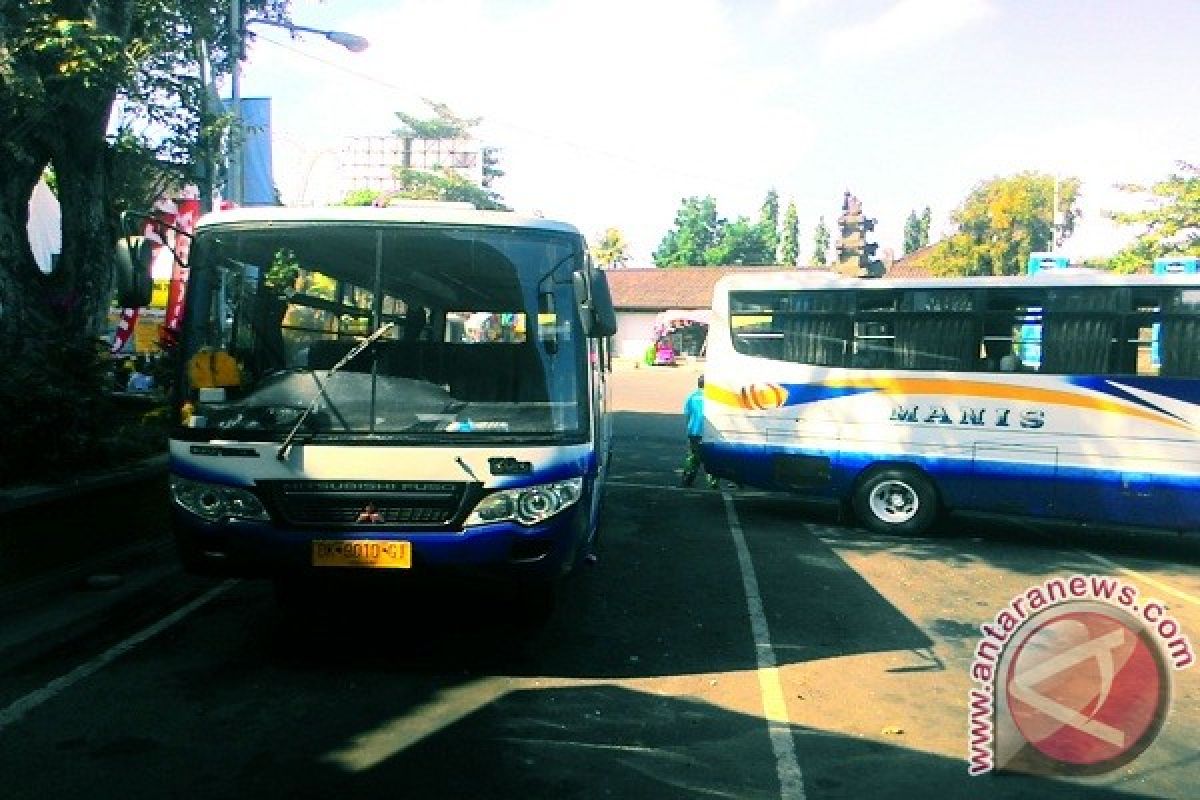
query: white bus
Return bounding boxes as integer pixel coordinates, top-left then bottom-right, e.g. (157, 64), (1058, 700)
(703, 270), (1200, 536)
(165, 206), (616, 608)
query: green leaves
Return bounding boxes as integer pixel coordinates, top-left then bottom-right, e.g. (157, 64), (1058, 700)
(389, 166), (509, 211)
(779, 201), (799, 267)
(653, 193), (778, 267)
(592, 228), (630, 269)
(1106, 161), (1200, 272)
(811, 216), (830, 266)
(927, 172), (1079, 276)
(903, 205), (931, 255)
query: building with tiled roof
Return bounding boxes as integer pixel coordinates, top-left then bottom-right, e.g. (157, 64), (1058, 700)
(886, 244), (937, 278)
(605, 266), (824, 358)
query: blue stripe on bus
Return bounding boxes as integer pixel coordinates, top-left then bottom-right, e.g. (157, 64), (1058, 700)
(779, 384), (878, 406)
(1067, 376), (1200, 423)
(703, 441), (1200, 530)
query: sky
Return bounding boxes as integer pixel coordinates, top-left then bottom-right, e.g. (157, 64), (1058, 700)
(231, 0), (1200, 265)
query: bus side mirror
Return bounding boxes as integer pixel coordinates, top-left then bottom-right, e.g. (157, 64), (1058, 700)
(114, 235), (154, 308)
(575, 268), (617, 339)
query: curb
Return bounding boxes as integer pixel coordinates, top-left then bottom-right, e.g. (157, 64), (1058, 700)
(0, 453), (204, 671)
(0, 537), (219, 671)
(0, 454), (169, 515)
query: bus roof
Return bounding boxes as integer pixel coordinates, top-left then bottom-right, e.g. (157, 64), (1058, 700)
(195, 204), (583, 236)
(713, 269), (1200, 294)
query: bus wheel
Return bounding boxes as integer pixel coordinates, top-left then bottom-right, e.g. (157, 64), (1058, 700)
(852, 468), (938, 536)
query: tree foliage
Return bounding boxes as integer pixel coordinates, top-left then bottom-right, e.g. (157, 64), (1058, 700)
(383, 100), (507, 209)
(759, 188), (780, 258)
(704, 217), (774, 266)
(811, 216), (830, 266)
(779, 201), (799, 267)
(1, 0), (286, 347)
(0, 0), (286, 481)
(653, 192), (778, 267)
(394, 99), (480, 140)
(1106, 161), (1200, 273)
(591, 228), (630, 268)
(654, 196), (720, 266)
(925, 172), (1080, 277)
(903, 205), (931, 254)
(393, 167), (508, 210)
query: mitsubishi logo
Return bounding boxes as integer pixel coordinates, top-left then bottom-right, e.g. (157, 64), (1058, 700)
(355, 503), (385, 524)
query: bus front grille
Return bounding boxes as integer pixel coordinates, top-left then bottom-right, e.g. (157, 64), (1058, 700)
(260, 480), (472, 529)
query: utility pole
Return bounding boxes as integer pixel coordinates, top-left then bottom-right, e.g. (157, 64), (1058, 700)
(229, 0), (243, 205)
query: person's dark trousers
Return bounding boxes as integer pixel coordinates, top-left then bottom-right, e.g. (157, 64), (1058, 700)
(681, 435), (718, 488)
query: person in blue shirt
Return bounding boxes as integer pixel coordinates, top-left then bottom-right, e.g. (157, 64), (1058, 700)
(682, 375), (718, 488)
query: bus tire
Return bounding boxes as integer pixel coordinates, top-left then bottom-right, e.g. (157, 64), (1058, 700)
(852, 467), (938, 536)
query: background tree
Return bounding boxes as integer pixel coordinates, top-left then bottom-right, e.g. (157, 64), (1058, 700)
(654, 192), (780, 266)
(0, 0), (287, 481)
(394, 100), (479, 140)
(926, 172), (1080, 276)
(779, 201), (799, 267)
(704, 217), (774, 266)
(387, 99), (507, 209)
(759, 188), (780, 259)
(811, 216), (830, 266)
(1106, 161), (1200, 273)
(654, 196), (722, 266)
(592, 228), (630, 268)
(391, 167), (508, 210)
(338, 187), (382, 206)
(902, 205), (932, 254)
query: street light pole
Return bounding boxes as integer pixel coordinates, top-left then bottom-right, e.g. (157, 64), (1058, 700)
(226, 4), (367, 206)
(229, 0), (243, 204)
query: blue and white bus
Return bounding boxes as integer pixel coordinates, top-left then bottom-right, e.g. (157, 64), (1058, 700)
(702, 270), (1200, 536)
(166, 206), (616, 608)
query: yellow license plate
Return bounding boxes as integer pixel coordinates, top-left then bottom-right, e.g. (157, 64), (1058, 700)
(312, 540), (411, 569)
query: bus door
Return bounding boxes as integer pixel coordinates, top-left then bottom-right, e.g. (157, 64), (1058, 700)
(591, 337), (612, 471)
(970, 444), (1058, 518)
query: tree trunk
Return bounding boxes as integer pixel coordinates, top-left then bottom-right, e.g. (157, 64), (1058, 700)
(48, 99), (120, 345)
(0, 135), (54, 363)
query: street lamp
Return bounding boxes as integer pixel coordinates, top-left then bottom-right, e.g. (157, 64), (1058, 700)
(228, 2), (368, 205)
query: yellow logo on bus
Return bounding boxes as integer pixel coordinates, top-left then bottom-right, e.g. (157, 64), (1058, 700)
(739, 382), (789, 410)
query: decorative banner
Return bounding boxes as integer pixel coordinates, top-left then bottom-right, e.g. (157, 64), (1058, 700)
(162, 189), (201, 346)
(110, 307), (140, 354)
(110, 194), (177, 353)
(109, 188), (203, 353)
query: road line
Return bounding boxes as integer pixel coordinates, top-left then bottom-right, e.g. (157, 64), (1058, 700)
(608, 480), (772, 497)
(722, 492), (806, 800)
(1074, 550), (1200, 609)
(0, 580), (235, 734)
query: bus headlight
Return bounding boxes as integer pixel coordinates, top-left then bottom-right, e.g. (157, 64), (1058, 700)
(465, 477), (583, 527)
(170, 476), (269, 522)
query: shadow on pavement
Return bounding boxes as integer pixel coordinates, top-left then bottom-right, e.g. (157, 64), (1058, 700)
(4, 678), (1155, 800)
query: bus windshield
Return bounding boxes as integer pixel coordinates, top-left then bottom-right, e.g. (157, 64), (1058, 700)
(179, 221), (586, 442)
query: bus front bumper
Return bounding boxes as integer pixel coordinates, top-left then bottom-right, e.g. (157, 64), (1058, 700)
(171, 504), (589, 583)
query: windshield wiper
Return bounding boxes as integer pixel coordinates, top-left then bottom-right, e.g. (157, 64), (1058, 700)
(276, 322), (396, 460)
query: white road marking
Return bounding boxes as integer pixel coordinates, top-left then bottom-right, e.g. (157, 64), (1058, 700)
(608, 480), (772, 497)
(722, 492), (806, 800)
(1074, 549), (1200, 609)
(0, 580), (235, 733)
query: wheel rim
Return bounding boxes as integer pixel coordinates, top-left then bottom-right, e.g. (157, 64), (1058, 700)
(868, 479), (919, 524)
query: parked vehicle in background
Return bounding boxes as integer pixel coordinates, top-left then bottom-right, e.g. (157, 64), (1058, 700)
(166, 205), (617, 611)
(703, 269), (1200, 536)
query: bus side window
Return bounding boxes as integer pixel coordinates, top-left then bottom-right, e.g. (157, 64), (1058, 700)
(1162, 315), (1200, 377)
